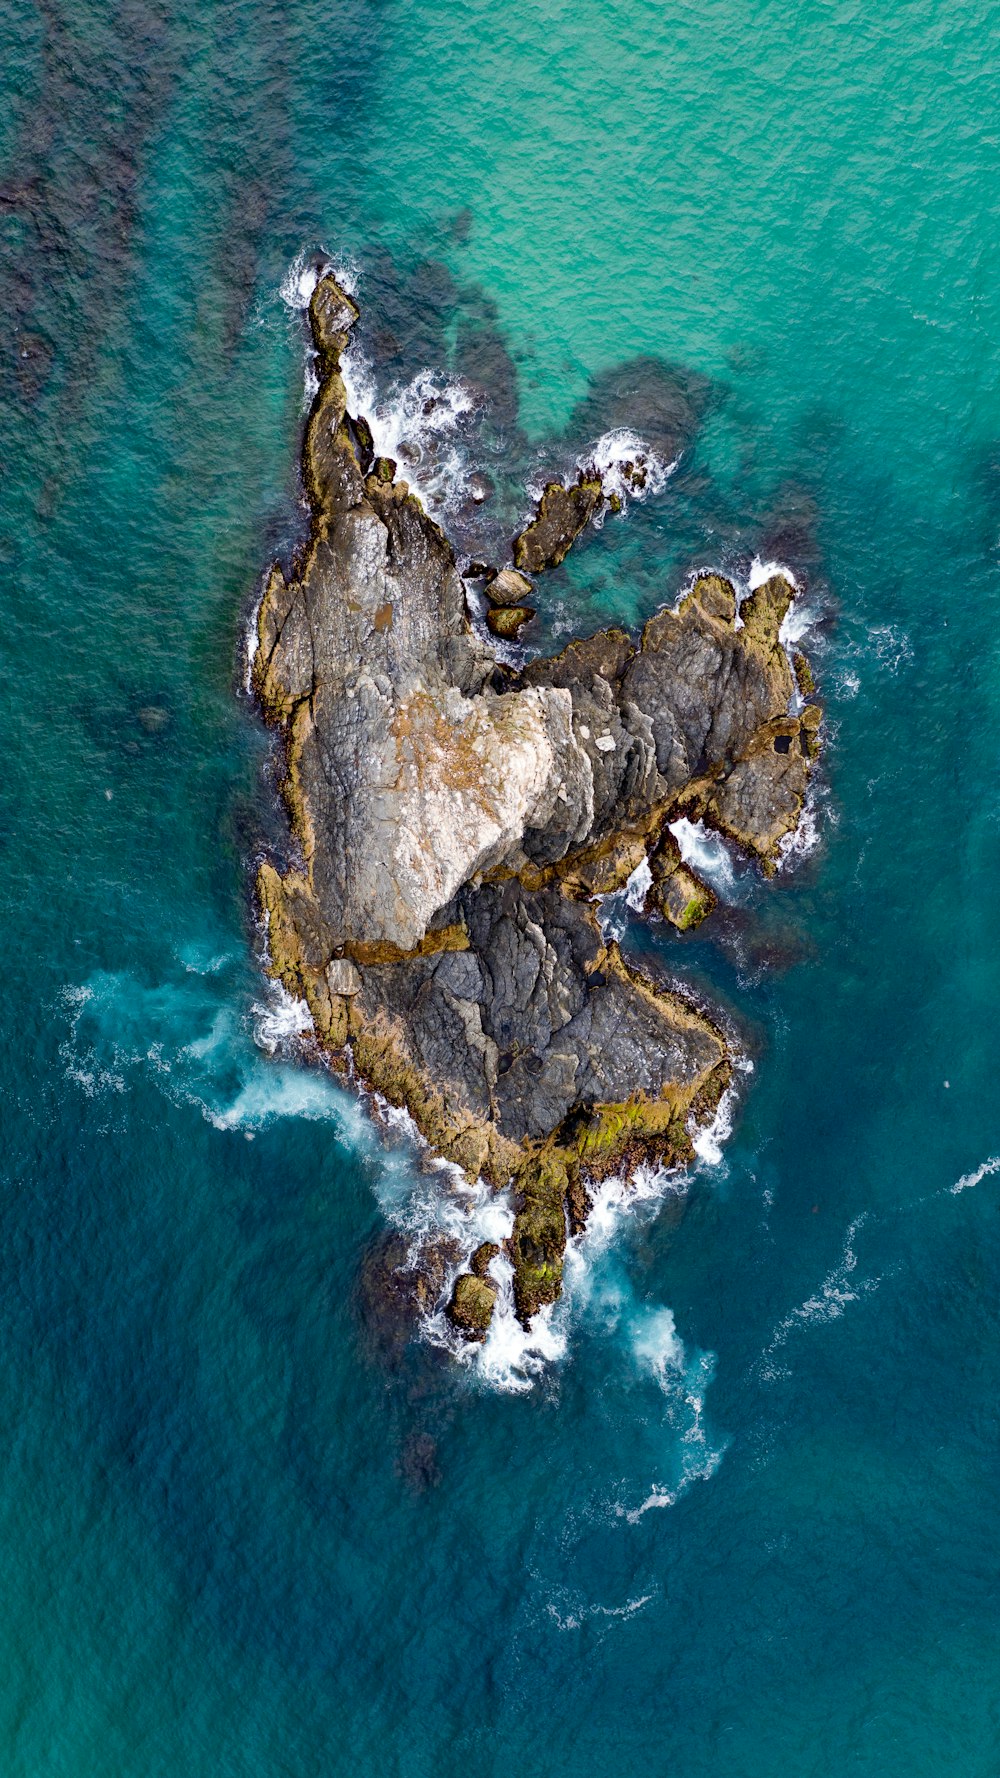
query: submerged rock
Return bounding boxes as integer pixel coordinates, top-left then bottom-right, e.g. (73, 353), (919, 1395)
(250, 273), (823, 1340)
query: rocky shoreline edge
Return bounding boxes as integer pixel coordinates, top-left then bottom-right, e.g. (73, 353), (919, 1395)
(248, 271), (822, 1344)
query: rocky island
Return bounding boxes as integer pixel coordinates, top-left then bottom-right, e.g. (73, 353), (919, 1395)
(251, 272), (822, 1342)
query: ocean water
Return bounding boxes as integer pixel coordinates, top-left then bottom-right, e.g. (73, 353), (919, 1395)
(3, 0), (1000, 1771)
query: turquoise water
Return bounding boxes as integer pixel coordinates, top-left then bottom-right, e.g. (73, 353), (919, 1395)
(3, 0), (1000, 1770)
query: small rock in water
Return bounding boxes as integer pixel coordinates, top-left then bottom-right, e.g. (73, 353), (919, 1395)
(513, 473), (603, 573)
(470, 1241), (500, 1277)
(446, 1272), (498, 1340)
(486, 567), (534, 607)
(137, 705), (169, 734)
(486, 604), (535, 640)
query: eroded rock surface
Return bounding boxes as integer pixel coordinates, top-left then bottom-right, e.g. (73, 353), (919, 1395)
(251, 274), (823, 1339)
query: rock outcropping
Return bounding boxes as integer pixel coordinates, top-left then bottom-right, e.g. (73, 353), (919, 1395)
(251, 274), (822, 1338)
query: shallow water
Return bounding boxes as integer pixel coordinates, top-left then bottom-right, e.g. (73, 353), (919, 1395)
(3, 1), (1000, 1771)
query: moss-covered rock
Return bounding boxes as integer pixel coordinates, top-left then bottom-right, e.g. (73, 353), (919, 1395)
(486, 604), (534, 640)
(446, 1272), (498, 1340)
(793, 650), (815, 697)
(659, 865), (716, 931)
(509, 1151), (570, 1322)
(470, 1241), (500, 1277)
(248, 273), (824, 1352)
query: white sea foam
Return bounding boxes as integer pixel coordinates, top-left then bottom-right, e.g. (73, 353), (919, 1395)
(668, 816), (740, 900)
(547, 1590), (655, 1631)
(775, 796), (821, 871)
(690, 1062), (751, 1168)
(252, 981), (313, 1054)
(583, 428), (675, 511)
(950, 1155), (1000, 1195)
(339, 336), (478, 517)
(866, 622), (913, 673)
(596, 855), (653, 939)
(58, 966), (352, 1139)
(614, 1309), (727, 1521)
(748, 556), (799, 594)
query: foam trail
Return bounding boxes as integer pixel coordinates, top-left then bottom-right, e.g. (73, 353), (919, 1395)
(618, 1309), (727, 1520)
(547, 1591), (655, 1631)
(951, 1155), (1000, 1195)
(757, 1213), (879, 1384)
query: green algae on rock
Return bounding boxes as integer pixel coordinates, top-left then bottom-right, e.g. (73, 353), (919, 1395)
(250, 272), (823, 1341)
(486, 604), (535, 640)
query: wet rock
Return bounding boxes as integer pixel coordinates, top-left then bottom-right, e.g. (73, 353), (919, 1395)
(468, 471), (494, 505)
(350, 413), (375, 474)
(514, 475), (604, 573)
(470, 1241), (500, 1277)
(358, 1231), (462, 1355)
(446, 1271), (498, 1340)
(658, 865), (716, 931)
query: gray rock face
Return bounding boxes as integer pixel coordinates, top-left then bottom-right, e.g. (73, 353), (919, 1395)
(251, 272), (823, 1333)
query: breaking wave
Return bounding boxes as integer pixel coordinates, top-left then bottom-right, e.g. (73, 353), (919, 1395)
(279, 249), (480, 517)
(584, 427), (675, 510)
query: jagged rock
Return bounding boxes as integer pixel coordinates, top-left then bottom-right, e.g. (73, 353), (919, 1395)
(251, 274), (823, 1333)
(326, 957), (362, 995)
(513, 474), (603, 573)
(793, 650), (815, 696)
(447, 1271), (498, 1339)
(486, 567), (534, 607)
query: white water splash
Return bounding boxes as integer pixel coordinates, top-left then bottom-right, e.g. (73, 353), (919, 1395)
(596, 855), (653, 939)
(669, 816), (741, 900)
(584, 427), (675, 511)
(690, 1059), (752, 1168)
(749, 556), (799, 594)
(775, 795), (821, 871)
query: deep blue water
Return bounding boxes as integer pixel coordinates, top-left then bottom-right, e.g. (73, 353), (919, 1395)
(3, 1), (1000, 1771)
